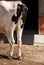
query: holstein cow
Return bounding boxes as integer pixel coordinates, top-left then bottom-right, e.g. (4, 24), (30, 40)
(0, 1), (28, 59)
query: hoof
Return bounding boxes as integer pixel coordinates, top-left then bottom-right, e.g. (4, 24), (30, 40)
(17, 56), (22, 60)
(9, 56), (12, 59)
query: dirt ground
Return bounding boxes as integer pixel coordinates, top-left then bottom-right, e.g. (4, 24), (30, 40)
(0, 43), (44, 65)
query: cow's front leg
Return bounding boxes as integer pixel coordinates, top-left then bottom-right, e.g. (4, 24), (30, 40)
(17, 29), (23, 59)
(9, 30), (15, 57)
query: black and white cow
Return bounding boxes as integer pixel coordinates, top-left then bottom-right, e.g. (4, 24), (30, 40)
(0, 1), (28, 59)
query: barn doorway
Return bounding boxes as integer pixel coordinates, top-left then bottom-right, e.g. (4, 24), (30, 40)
(22, 0), (38, 34)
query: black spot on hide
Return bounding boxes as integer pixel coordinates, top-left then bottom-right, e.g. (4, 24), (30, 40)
(17, 4), (23, 17)
(21, 24), (24, 28)
(11, 15), (17, 24)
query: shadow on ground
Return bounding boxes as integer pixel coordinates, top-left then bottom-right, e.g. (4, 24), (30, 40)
(0, 54), (19, 60)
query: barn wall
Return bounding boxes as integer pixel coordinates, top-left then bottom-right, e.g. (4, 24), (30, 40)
(39, 0), (44, 16)
(34, 0), (44, 45)
(39, 16), (44, 34)
(39, 0), (44, 34)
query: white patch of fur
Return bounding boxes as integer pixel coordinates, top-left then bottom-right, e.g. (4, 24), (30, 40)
(17, 29), (23, 57)
(0, 1), (23, 16)
(17, 13), (23, 57)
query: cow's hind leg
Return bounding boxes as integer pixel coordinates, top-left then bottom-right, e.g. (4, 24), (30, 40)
(9, 30), (15, 58)
(5, 30), (15, 58)
(17, 28), (23, 59)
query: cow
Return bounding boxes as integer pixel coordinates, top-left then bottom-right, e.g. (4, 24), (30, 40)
(0, 1), (28, 59)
